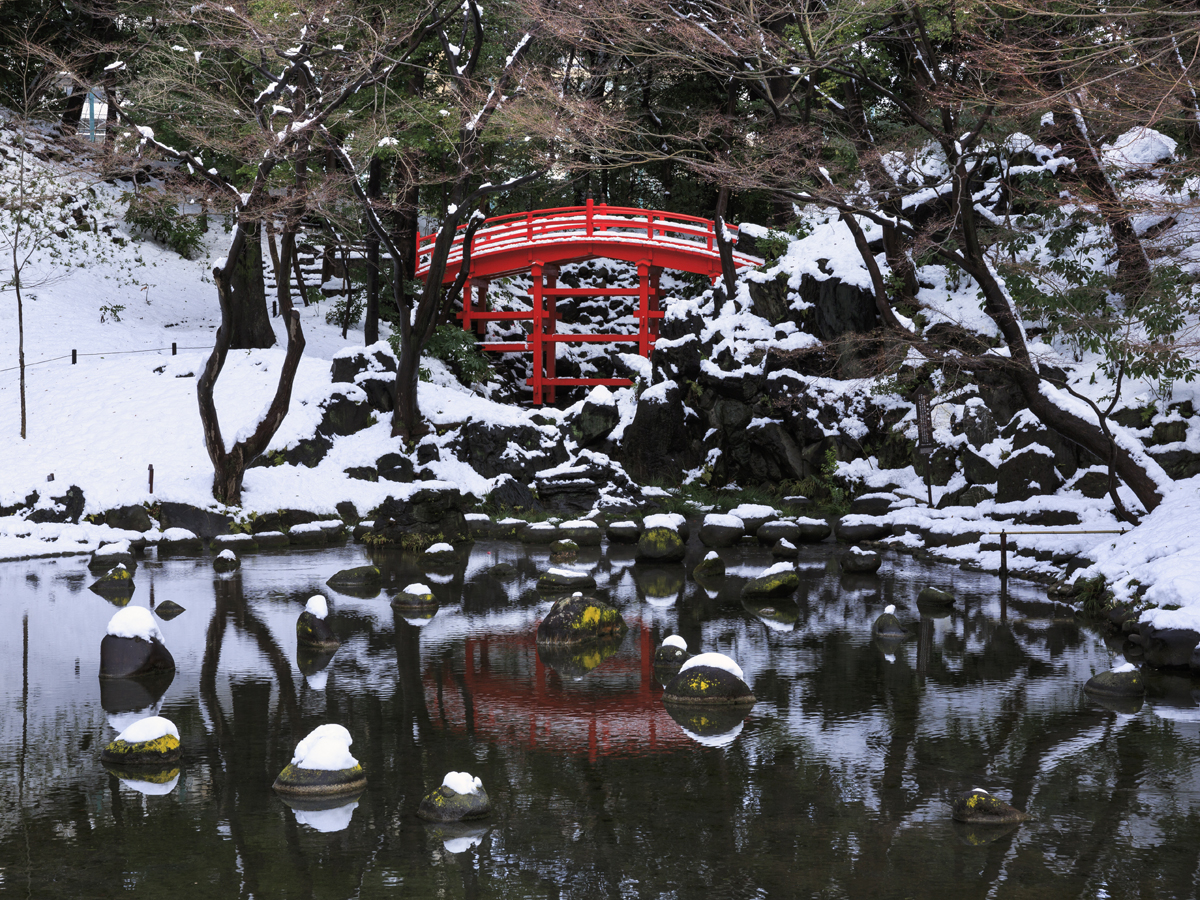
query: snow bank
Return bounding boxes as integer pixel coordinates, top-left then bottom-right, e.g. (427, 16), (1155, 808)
(680, 651), (745, 682)
(106, 607), (164, 643)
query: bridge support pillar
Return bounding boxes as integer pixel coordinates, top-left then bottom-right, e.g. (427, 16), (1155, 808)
(529, 262), (560, 405)
(637, 261), (651, 356)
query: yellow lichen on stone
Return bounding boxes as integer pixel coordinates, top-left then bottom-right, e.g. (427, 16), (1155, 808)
(108, 734), (181, 757)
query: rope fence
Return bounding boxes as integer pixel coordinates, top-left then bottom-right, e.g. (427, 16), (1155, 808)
(0, 343), (211, 374)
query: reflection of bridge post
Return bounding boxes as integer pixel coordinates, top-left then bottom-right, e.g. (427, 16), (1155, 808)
(916, 615), (934, 679)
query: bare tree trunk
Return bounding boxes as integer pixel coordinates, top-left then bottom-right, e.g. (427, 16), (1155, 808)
(228, 219), (276, 348)
(713, 186), (738, 310)
(364, 154), (382, 344)
(15, 256), (26, 440)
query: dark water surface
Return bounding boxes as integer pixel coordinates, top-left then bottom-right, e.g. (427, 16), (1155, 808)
(2, 538), (1199, 899)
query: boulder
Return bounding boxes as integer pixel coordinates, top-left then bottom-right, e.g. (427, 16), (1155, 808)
(89, 541), (137, 574)
(962, 400), (998, 447)
(211, 533), (257, 553)
(26, 484), (85, 524)
(757, 520), (801, 545)
(105, 505), (153, 532)
(621, 380), (702, 482)
(213, 549), (240, 573)
(377, 452), (416, 483)
(997, 446), (1062, 503)
(422, 543), (459, 566)
(558, 519), (603, 546)
(418, 773), (491, 823)
(840, 547), (881, 574)
(521, 522), (561, 544)
(273, 724), (366, 798)
(848, 494), (895, 516)
(741, 563), (799, 598)
(917, 586), (955, 606)
(326, 565), (383, 596)
(1127, 623), (1200, 669)
(606, 520), (642, 543)
(699, 513), (745, 548)
(550, 539), (578, 561)
(654, 635), (691, 668)
(663, 653), (755, 705)
(373, 488), (469, 544)
(452, 420), (566, 481)
(834, 516), (891, 542)
(637, 526), (687, 562)
(391, 583), (438, 615)
(297, 596), (339, 649)
(1084, 663), (1144, 701)
(90, 565), (136, 603)
(793, 517), (833, 542)
(101, 716), (182, 767)
(537, 568), (597, 592)
(771, 539), (799, 559)
(727, 504), (779, 535)
(951, 789), (1028, 825)
(569, 388), (620, 446)
(156, 527), (205, 554)
(331, 342), (396, 383)
(158, 502), (232, 539)
(536, 593), (627, 644)
(693, 551), (725, 579)
(100, 607), (174, 678)
(961, 448), (999, 485)
(872, 605), (907, 638)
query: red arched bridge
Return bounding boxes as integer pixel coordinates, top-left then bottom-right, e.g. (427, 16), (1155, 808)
(415, 200), (762, 403)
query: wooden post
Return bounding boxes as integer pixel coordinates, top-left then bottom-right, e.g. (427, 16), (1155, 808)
(475, 280), (489, 336)
(171, 343), (177, 356)
(531, 261), (544, 404)
(1000, 530), (1008, 580)
(72, 349), (77, 365)
(648, 266), (663, 338)
(148, 464), (154, 494)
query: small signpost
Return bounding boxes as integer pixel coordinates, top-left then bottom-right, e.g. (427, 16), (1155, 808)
(915, 389), (937, 506)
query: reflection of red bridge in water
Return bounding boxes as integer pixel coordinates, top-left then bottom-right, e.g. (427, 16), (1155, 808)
(423, 621), (693, 759)
(415, 201), (762, 403)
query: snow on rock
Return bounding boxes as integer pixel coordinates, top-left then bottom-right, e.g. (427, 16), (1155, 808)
(441, 771), (484, 795)
(426, 542), (454, 553)
(404, 583), (433, 595)
(1111, 662), (1138, 674)
(1102, 127), (1177, 173)
(95, 540), (132, 557)
(107, 606), (164, 643)
(162, 528), (198, 541)
(643, 513), (686, 532)
(217, 548), (237, 560)
(305, 595), (329, 619)
(761, 562), (796, 578)
(291, 724), (357, 771)
(680, 651), (745, 682)
(115, 715), (179, 743)
(662, 635), (687, 651)
(729, 503), (778, 521)
(704, 513), (744, 528)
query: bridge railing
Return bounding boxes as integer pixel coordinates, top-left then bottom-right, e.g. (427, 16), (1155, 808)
(415, 200), (750, 277)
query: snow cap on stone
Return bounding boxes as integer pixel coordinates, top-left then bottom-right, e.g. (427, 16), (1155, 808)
(217, 548), (237, 560)
(107, 606), (164, 644)
(884, 604), (896, 615)
(662, 634), (687, 651)
(680, 651), (745, 682)
(116, 715), (179, 743)
(292, 724), (357, 771)
(442, 771), (483, 795)
(306, 595), (329, 619)
(427, 542), (454, 553)
(404, 583), (433, 595)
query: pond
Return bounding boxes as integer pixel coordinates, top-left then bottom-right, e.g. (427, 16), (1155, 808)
(1, 537), (1198, 899)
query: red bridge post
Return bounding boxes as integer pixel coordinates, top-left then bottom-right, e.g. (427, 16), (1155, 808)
(545, 264), (559, 404)
(637, 260), (651, 356)
(530, 261), (545, 405)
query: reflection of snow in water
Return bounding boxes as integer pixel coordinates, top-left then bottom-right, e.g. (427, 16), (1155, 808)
(306, 670), (329, 690)
(444, 834), (484, 853)
(294, 799), (358, 833)
(119, 773), (179, 796)
(643, 594), (677, 608)
(681, 721), (743, 748)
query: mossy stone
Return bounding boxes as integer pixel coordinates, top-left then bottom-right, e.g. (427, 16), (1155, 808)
(654, 643), (690, 667)
(536, 594), (627, 645)
(741, 570), (799, 599)
(663, 664), (755, 705)
(873, 611), (907, 638)
(90, 566), (135, 602)
(417, 783), (491, 823)
(537, 570), (597, 592)
(273, 763), (367, 797)
(951, 789), (1028, 825)
(693, 554), (725, 579)
(606, 521), (641, 543)
(840, 549), (882, 574)
(490, 562), (517, 578)
(154, 600), (186, 621)
(101, 733), (181, 766)
(917, 586), (955, 605)
(1084, 668), (1144, 698)
(327, 565), (382, 597)
(636, 526), (686, 562)
(297, 610), (340, 649)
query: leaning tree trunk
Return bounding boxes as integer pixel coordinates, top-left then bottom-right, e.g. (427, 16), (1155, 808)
(364, 155), (382, 345)
(228, 220), (276, 349)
